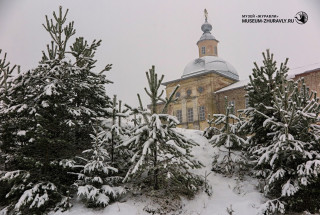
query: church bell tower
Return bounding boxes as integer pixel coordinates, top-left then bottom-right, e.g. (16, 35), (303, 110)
(197, 9), (219, 58)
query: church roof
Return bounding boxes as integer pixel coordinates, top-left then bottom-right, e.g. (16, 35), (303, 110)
(182, 56), (239, 80)
(215, 79), (249, 93)
(197, 33), (218, 44)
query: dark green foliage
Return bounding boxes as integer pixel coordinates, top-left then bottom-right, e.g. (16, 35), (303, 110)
(144, 65), (164, 114)
(41, 6), (75, 61)
(245, 50), (320, 214)
(66, 127), (125, 208)
(0, 7), (112, 214)
(254, 78), (320, 214)
(244, 49), (288, 149)
(285, 179), (320, 213)
(244, 50), (289, 180)
(0, 49), (20, 99)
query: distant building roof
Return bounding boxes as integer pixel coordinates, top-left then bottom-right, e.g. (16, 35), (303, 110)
(215, 66), (320, 93)
(288, 63), (320, 78)
(293, 67), (320, 77)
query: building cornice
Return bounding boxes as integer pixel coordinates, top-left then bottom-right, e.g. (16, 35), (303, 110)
(162, 70), (239, 86)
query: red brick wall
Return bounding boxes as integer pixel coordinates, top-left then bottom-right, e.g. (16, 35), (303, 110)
(294, 68), (320, 96)
(215, 87), (247, 115)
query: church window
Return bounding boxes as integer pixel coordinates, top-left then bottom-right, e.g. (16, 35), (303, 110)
(228, 100), (235, 114)
(176, 92), (181, 98)
(197, 86), (204, 93)
(245, 97), (249, 108)
(187, 108), (193, 122)
(176, 110), (182, 123)
(199, 106), (205, 121)
(186, 89), (192, 96)
(214, 46), (217, 55)
(201, 46), (206, 54)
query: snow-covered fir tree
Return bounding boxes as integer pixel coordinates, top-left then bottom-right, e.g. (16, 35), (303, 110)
(254, 77), (320, 214)
(98, 95), (133, 175)
(0, 49), (20, 102)
(244, 49), (288, 154)
(208, 97), (247, 176)
(0, 50), (20, 169)
(107, 96), (130, 163)
(244, 50), (320, 213)
(0, 7), (113, 214)
(62, 127), (125, 208)
(119, 66), (203, 196)
(243, 49), (288, 189)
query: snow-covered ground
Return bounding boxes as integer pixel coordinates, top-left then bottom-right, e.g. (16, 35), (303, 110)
(52, 129), (266, 215)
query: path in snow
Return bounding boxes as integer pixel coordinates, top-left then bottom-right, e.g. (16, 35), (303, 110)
(53, 129), (265, 215)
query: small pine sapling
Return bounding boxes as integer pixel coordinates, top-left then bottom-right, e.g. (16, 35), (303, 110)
(98, 95), (132, 174)
(203, 114), (220, 139)
(119, 66), (203, 196)
(210, 97), (247, 176)
(66, 127), (125, 208)
(226, 204), (235, 215)
(0, 49), (20, 101)
(104, 95), (130, 164)
(0, 170), (71, 214)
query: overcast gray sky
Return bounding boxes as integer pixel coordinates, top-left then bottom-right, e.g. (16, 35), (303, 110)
(1, 0), (320, 106)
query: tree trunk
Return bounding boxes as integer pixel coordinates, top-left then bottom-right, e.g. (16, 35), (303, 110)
(153, 140), (159, 190)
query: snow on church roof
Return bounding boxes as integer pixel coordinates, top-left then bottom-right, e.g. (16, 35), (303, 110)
(215, 79), (249, 93)
(215, 65), (320, 93)
(182, 56), (239, 80)
(197, 33), (217, 43)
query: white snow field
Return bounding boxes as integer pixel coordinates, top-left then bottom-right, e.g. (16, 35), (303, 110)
(52, 129), (266, 215)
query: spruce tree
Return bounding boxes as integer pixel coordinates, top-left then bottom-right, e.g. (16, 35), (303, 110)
(254, 78), (320, 214)
(244, 50), (289, 186)
(0, 49), (20, 157)
(0, 7), (112, 214)
(119, 66), (203, 196)
(244, 49), (288, 152)
(0, 50), (21, 207)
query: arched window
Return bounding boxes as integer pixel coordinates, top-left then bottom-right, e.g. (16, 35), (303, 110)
(186, 89), (192, 96)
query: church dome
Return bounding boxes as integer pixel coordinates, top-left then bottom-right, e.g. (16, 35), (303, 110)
(201, 21), (212, 33)
(197, 21), (217, 44)
(182, 56), (239, 80)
